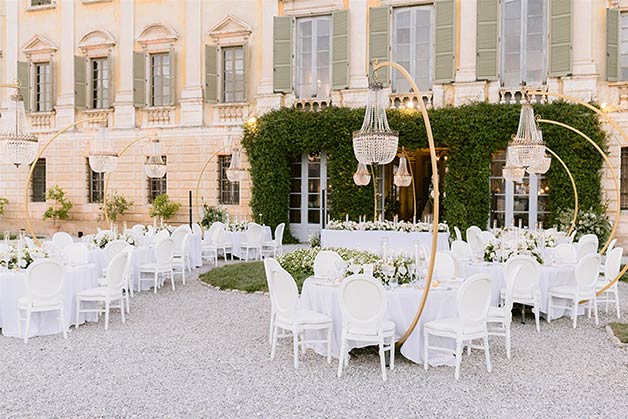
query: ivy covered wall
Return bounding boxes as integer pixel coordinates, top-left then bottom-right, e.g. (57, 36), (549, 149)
(242, 102), (606, 237)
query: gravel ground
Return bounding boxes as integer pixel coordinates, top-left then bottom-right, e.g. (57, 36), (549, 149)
(2, 264), (628, 419)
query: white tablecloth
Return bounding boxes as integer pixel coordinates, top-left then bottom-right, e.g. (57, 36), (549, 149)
(465, 262), (581, 319)
(189, 233), (202, 267)
(299, 277), (458, 366)
(320, 230), (450, 254)
(225, 227), (273, 259)
(0, 265), (99, 338)
(89, 246), (156, 291)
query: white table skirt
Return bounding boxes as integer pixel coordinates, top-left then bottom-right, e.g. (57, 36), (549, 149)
(320, 230), (450, 254)
(89, 247), (156, 291)
(0, 265), (99, 338)
(465, 262), (582, 319)
(225, 227), (273, 259)
(189, 233), (202, 267)
(299, 277), (458, 366)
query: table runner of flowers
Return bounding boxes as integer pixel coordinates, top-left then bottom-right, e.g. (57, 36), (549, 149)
(326, 220), (449, 233)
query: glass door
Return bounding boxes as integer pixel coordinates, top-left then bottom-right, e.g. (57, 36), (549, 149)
(289, 152), (328, 242)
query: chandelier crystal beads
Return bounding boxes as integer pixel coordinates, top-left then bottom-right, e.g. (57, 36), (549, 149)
(144, 138), (167, 178)
(352, 82), (399, 165)
(393, 155), (412, 187)
(88, 124), (118, 173)
(226, 147), (245, 182)
(502, 149), (525, 183)
(507, 103), (545, 168)
(353, 162), (371, 186)
(0, 91), (38, 167)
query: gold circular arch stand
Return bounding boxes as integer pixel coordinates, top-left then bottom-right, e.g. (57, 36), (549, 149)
(543, 146), (578, 237)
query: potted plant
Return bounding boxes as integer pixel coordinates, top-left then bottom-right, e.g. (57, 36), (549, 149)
(0, 197), (8, 218)
(149, 194), (181, 226)
(42, 185), (73, 235)
(199, 202), (227, 228)
(100, 191), (134, 224)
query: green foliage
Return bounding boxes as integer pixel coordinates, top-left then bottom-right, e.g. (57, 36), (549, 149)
(42, 185), (72, 225)
(101, 191), (133, 222)
(149, 194), (181, 221)
(557, 207), (612, 246)
(608, 322), (628, 343)
(243, 103), (606, 233)
(199, 261), (309, 293)
(199, 203), (227, 228)
(0, 197), (8, 217)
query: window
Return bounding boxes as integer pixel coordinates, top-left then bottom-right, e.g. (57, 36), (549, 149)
(90, 57), (109, 109)
(222, 46), (245, 103)
(218, 156), (240, 205)
(31, 0), (52, 5)
(148, 156), (167, 203)
(392, 6), (433, 93)
(34, 62), (52, 112)
(31, 158), (46, 202)
(87, 161), (104, 203)
(621, 148), (628, 210)
(621, 13), (628, 81)
(150, 53), (171, 106)
(296, 16), (331, 99)
(501, 0), (547, 87)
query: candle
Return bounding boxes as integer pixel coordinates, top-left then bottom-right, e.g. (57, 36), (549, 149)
(413, 240), (420, 267)
(493, 219), (497, 231)
(518, 218), (522, 229)
(346, 213), (349, 222)
(153, 218), (157, 228)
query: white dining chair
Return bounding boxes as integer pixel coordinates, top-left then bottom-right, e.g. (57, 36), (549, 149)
(488, 265), (522, 359)
(480, 231), (496, 245)
(599, 238), (618, 274)
(548, 253), (601, 329)
(131, 224), (145, 237)
(499, 255), (542, 332)
(65, 243), (89, 267)
(434, 252), (456, 280)
(554, 243), (577, 264)
(576, 237), (598, 259)
(337, 274), (395, 381)
(424, 273), (492, 380)
(451, 240), (473, 261)
(17, 259), (67, 344)
(453, 226), (462, 241)
(213, 222), (234, 261)
(173, 232), (191, 285)
(192, 222), (203, 239)
(241, 223), (263, 261)
(100, 239), (134, 304)
(75, 251), (129, 331)
(466, 226), (484, 255)
(137, 238), (175, 293)
(313, 250), (345, 280)
(52, 231), (74, 251)
(154, 228), (170, 243)
(263, 223), (285, 257)
(596, 246), (623, 318)
(201, 222), (221, 265)
(263, 257), (283, 344)
(174, 224), (192, 235)
(268, 260), (333, 369)
(445, 251), (466, 279)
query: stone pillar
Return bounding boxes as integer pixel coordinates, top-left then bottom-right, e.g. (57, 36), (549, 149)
(180, 0), (203, 126)
(114, 0), (135, 128)
(571, 0), (597, 76)
(257, 0), (278, 96)
(349, 0), (368, 89)
(453, 0), (485, 106)
(3, 0), (18, 103)
(55, 0), (75, 127)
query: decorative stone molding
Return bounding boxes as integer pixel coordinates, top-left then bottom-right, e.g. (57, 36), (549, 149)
(282, 0), (343, 16)
(214, 103), (250, 123)
(26, 1), (56, 12)
(137, 23), (179, 52)
(78, 30), (117, 57)
(208, 15), (252, 47)
(143, 106), (176, 127)
(389, 92), (433, 110)
(28, 111), (56, 132)
(293, 97), (331, 111)
(499, 85), (548, 105)
(21, 34), (58, 62)
(82, 108), (114, 128)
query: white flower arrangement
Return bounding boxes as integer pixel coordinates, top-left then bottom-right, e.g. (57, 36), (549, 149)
(327, 219), (449, 233)
(226, 221), (249, 232)
(91, 230), (137, 249)
(0, 245), (48, 270)
(483, 238), (544, 264)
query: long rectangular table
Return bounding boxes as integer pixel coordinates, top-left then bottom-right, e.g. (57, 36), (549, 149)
(320, 229), (450, 253)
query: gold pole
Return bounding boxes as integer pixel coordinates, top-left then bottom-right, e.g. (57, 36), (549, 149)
(543, 146), (578, 236)
(537, 118), (619, 254)
(24, 117), (106, 247)
(372, 60), (439, 346)
(194, 145), (231, 219)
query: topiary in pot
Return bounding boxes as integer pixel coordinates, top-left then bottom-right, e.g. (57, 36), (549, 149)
(42, 185), (73, 233)
(149, 194), (181, 225)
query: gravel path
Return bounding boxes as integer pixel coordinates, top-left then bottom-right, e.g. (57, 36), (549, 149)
(1, 265), (628, 419)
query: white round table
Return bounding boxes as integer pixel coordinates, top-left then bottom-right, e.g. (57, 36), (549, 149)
(224, 227), (273, 259)
(299, 277), (458, 366)
(0, 264), (99, 338)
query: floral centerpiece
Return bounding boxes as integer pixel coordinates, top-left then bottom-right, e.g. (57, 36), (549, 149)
(91, 230), (136, 249)
(327, 219), (449, 233)
(226, 221), (249, 232)
(0, 245), (48, 270)
(483, 238), (544, 264)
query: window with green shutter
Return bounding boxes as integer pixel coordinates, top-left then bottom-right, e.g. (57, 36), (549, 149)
(332, 10), (349, 90)
(273, 16), (294, 93)
(476, 0), (499, 81)
(434, 0), (455, 84)
(548, 0), (571, 77)
(34, 62), (53, 112)
(392, 5), (433, 93)
(296, 16), (332, 99)
(369, 6), (390, 84)
(222, 46), (245, 103)
(619, 12), (628, 80)
(150, 53), (171, 106)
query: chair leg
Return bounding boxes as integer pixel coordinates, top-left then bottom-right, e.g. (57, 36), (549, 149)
(466, 342), (472, 355)
(593, 298), (599, 326)
(616, 288), (621, 319)
(534, 303), (540, 333)
(268, 312), (274, 345)
(23, 309), (32, 344)
(389, 336), (395, 371)
(58, 307), (67, 339)
(505, 322), (512, 360)
(423, 332), (429, 371)
(16, 307), (22, 339)
(547, 295), (552, 323)
(337, 338), (346, 378)
(104, 300), (110, 330)
(572, 301), (578, 329)
(120, 298), (126, 324)
(483, 335), (492, 373)
(454, 340), (462, 380)
(270, 326), (278, 360)
(75, 298), (81, 329)
(521, 305), (525, 323)
(293, 329), (299, 369)
(378, 336), (387, 381)
(326, 327), (332, 365)
(171, 269), (176, 291)
(154, 272), (158, 294)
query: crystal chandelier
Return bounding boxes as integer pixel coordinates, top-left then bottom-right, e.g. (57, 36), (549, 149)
(353, 162), (371, 186)
(502, 149), (525, 183)
(0, 90), (38, 167)
(88, 124), (118, 173)
(525, 130), (551, 174)
(144, 138), (167, 178)
(226, 147), (245, 182)
(508, 103), (545, 168)
(393, 155), (412, 187)
(352, 82), (399, 165)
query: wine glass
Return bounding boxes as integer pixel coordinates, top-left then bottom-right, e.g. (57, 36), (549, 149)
(382, 264), (395, 289)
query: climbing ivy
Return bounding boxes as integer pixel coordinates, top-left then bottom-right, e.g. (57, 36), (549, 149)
(242, 102), (606, 238)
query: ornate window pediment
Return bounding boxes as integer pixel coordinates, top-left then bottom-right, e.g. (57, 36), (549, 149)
(22, 34), (58, 60)
(79, 30), (117, 57)
(209, 15), (252, 46)
(137, 23), (179, 52)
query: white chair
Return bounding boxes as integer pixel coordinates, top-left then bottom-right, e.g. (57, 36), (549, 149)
(313, 250), (346, 280)
(554, 243), (577, 264)
(263, 257), (283, 344)
(241, 223), (264, 261)
(451, 240), (473, 261)
(263, 223), (285, 257)
(424, 274), (492, 380)
(480, 231), (496, 245)
(268, 260), (332, 369)
(172, 229), (192, 272)
(548, 253), (601, 328)
(453, 226), (462, 241)
(337, 274), (395, 381)
(17, 259), (67, 344)
(213, 222), (234, 261)
(174, 224), (192, 234)
(137, 238), (175, 293)
(567, 230), (576, 243)
(201, 222), (222, 265)
(154, 228), (170, 243)
(599, 238), (618, 274)
(131, 224), (145, 237)
(434, 252), (456, 280)
(499, 255), (542, 332)
(75, 251), (129, 330)
(100, 239), (133, 304)
(65, 243), (89, 267)
(596, 247), (623, 318)
(576, 236), (598, 259)
(173, 232), (191, 285)
(192, 222), (203, 239)
(488, 265), (522, 359)
(445, 251), (466, 279)
(52, 231), (74, 251)
(466, 226), (484, 255)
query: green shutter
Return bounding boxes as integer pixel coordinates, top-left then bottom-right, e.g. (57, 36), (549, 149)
(242, 43), (248, 101)
(549, 0), (572, 77)
(168, 48), (176, 106)
(133, 52), (146, 108)
(205, 44), (219, 103)
(17, 61), (30, 112)
(368, 6), (390, 84)
(74, 55), (86, 109)
(273, 16), (293, 93)
(332, 9), (349, 90)
(607, 8), (620, 82)
(476, 0), (499, 80)
(434, 0), (456, 83)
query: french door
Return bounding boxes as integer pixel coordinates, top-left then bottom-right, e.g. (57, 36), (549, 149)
(289, 152), (329, 242)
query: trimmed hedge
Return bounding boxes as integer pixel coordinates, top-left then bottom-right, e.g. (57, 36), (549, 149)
(242, 102), (606, 237)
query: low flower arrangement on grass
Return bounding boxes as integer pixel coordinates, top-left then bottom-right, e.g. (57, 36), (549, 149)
(327, 220), (449, 233)
(0, 245), (48, 270)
